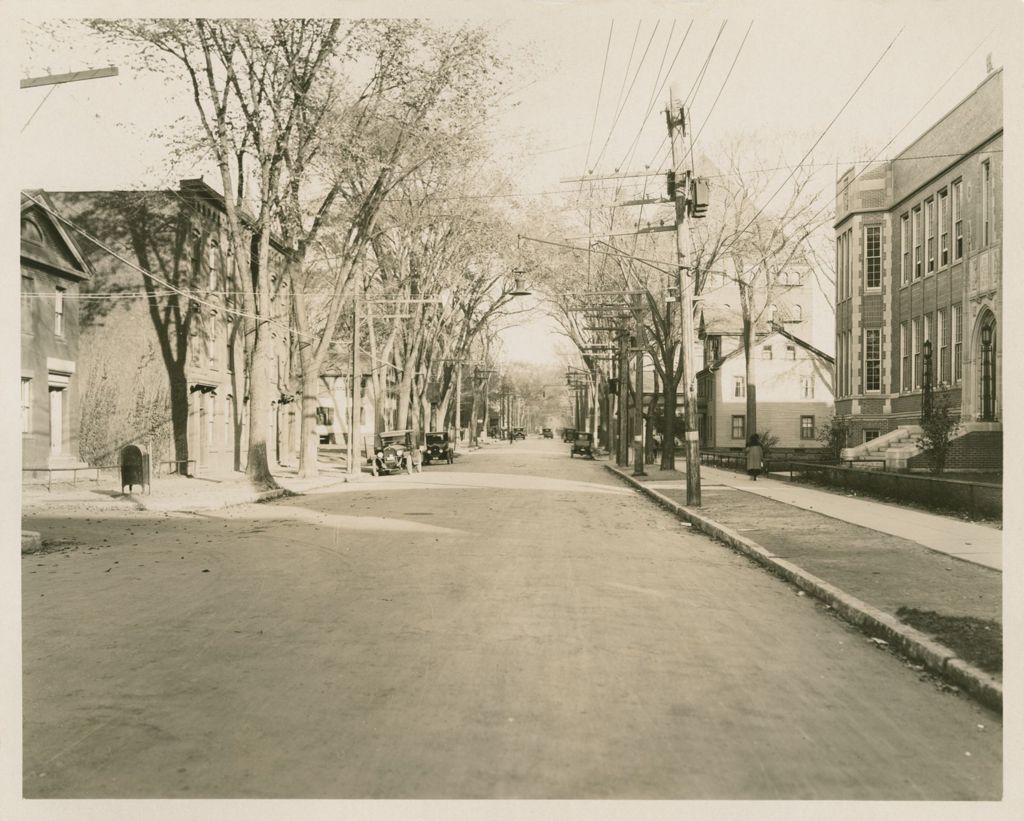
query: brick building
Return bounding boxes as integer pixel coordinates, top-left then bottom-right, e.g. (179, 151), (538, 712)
(834, 68), (1001, 465)
(44, 179), (298, 475)
(20, 192), (92, 470)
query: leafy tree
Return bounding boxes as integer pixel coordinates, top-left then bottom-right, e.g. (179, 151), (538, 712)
(917, 391), (959, 474)
(816, 414), (852, 462)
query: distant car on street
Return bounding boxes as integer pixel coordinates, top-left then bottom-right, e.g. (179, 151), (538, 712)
(561, 427), (576, 442)
(542, 428), (553, 439)
(423, 431), (454, 465)
(511, 427), (526, 440)
(366, 430), (414, 475)
(570, 431), (594, 459)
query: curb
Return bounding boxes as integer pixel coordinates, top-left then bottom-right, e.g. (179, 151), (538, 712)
(604, 464), (1002, 713)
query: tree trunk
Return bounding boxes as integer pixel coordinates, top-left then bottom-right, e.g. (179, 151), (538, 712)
(245, 323), (278, 489)
(297, 365), (320, 478)
(743, 315), (758, 440)
(169, 368), (190, 474)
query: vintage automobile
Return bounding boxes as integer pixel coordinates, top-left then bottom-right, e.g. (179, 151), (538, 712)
(366, 430), (414, 475)
(422, 431), (454, 465)
(561, 427), (577, 443)
(542, 428), (553, 439)
(570, 431), (594, 459)
(511, 427), (527, 440)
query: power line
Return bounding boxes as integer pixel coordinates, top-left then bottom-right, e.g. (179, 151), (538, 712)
(725, 26), (904, 251)
(684, 20), (727, 107)
(580, 20), (616, 181)
(617, 20), (695, 174)
(589, 21), (662, 173)
(685, 20), (754, 159)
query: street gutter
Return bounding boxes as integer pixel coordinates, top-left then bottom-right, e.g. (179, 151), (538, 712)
(604, 464), (1002, 713)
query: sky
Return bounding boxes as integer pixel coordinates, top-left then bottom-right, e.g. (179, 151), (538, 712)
(6, 0), (1021, 367)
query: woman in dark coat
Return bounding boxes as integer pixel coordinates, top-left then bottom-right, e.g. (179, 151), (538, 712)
(746, 433), (764, 481)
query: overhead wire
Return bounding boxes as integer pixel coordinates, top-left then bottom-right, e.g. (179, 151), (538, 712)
(723, 26), (904, 254)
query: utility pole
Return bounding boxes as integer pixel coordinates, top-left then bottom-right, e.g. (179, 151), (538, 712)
(454, 364), (462, 449)
(632, 292), (646, 477)
(348, 287), (361, 476)
(617, 333), (629, 467)
(667, 86), (702, 505)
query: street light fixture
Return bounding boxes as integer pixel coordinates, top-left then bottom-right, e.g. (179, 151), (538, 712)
(510, 269), (531, 297)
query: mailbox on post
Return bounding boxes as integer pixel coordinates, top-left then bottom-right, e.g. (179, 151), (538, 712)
(120, 445), (150, 494)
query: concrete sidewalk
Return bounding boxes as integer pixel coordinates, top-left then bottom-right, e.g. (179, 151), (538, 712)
(662, 464), (1002, 569)
(20, 460), (368, 517)
(606, 462), (1002, 711)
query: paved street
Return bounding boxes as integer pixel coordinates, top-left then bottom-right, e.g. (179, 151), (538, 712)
(22, 438), (1001, 799)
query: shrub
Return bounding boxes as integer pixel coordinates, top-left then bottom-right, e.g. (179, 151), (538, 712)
(816, 415), (852, 462)
(917, 390), (959, 475)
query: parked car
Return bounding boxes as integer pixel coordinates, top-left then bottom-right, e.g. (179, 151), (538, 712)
(511, 427), (527, 440)
(423, 431), (454, 465)
(561, 427), (577, 442)
(542, 428), (553, 439)
(570, 431), (594, 458)
(366, 430), (414, 475)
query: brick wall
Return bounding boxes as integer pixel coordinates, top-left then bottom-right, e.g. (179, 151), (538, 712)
(908, 430), (1002, 471)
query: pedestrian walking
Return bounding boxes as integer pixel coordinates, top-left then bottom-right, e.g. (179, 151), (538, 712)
(746, 433), (764, 481)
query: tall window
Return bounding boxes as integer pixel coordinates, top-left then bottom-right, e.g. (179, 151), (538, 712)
(912, 318), (920, 388)
(925, 198), (935, 273)
(952, 180), (963, 259)
(54, 287), (65, 336)
(21, 378), (32, 433)
(938, 189), (949, 266)
(953, 304), (962, 382)
(982, 160), (991, 246)
(937, 309), (948, 383)
(923, 313), (931, 351)
(801, 376), (814, 399)
(731, 415), (745, 440)
(800, 416), (816, 440)
(865, 225), (881, 289)
(836, 334), (844, 397)
(785, 344), (796, 360)
(900, 214), (910, 285)
(864, 329), (881, 392)
(762, 344), (773, 360)
(733, 376), (745, 398)
(846, 331), (853, 397)
(21, 275), (34, 334)
(912, 206), (922, 279)
(901, 322), (910, 392)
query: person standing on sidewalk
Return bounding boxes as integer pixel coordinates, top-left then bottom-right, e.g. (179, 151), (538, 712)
(746, 433), (764, 481)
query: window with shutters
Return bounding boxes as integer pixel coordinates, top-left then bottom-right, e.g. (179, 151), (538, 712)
(733, 377), (745, 398)
(800, 416), (815, 440)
